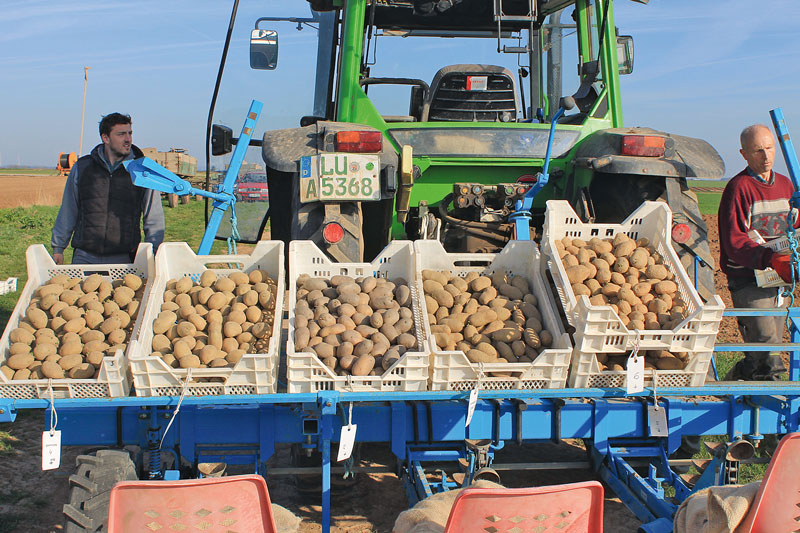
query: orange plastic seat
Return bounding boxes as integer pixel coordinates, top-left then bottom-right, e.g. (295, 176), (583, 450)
(443, 481), (604, 533)
(736, 433), (800, 533)
(107, 474), (277, 533)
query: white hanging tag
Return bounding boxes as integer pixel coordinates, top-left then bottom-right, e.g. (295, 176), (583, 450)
(626, 353), (644, 394)
(42, 430), (61, 470)
(337, 402), (356, 462)
(337, 425), (357, 462)
(466, 386), (479, 427)
(42, 381), (61, 470)
(776, 288), (785, 308)
(647, 406), (669, 436)
(466, 368), (482, 427)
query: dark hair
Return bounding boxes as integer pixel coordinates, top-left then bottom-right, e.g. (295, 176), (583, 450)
(99, 113), (132, 137)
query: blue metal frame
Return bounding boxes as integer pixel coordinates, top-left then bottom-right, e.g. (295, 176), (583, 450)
(124, 100), (263, 254)
(511, 106), (568, 240)
(4, 379), (800, 532)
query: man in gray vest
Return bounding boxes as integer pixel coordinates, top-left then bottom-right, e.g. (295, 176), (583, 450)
(51, 113), (165, 264)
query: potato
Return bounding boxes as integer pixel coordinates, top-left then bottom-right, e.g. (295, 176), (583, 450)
(27, 308), (48, 329)
(7, 353), (34, 370)
(613, 257), (630, 274)
(69, 363), (95, 379)
(563, 254), (579, 268)
(58, 353), (82, 371)
(595, 269), (612, 284)
(395, 285), (412, 307)
(179, 354), (202, 369)
(656, 356), (684, 370)
(466, 349), (496, 363)
(565, 265), (591, 285)
(629, 248), (648, 269)
(491, 327), (522, 343)
(645, 264), (669, 280)
(351, 355), (376, 376)
(654, 280), (678, 295)
(613, 240), (636, 258)
(369, 288), (396, 310)
(467, 308), (498, 328)
(41, 361), (65, 379)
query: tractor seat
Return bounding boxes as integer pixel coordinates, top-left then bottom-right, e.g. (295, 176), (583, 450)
(421, 64), (519, 123)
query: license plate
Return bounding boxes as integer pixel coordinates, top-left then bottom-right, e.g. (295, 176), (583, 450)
(300, 153), (380, 203)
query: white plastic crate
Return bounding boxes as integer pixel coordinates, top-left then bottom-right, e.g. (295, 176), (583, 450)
(0, 278), (17, 295)
(0, 244), (155, 399)
(751, 233), (790, 288)
(414, 240), (572, 390)
(287, 240), (428, 393)
(131, 241), (284, 396)
(570, 349), (714, 389)
(541, 200), (723, 388)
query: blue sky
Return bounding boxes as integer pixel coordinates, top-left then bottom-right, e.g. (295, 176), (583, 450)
(1, 0), (799, 178)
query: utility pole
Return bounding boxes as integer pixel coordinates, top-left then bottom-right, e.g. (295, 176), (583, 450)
(79, 66), (90, 157)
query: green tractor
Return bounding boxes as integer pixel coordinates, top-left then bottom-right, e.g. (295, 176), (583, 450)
(229, 0), (722, 300)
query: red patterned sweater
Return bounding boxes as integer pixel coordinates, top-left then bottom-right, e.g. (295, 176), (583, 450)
(718, 168), (797, 279)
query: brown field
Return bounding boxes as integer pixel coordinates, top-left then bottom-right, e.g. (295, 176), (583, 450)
(0, 174), (66, 208)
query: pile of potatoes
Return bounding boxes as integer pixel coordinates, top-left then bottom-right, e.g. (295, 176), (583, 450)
(293, 274), (418, 377)
(148, 269), (277, 371)
(553, 233), (688, 331)
(1, 273), (146, 381)
(598, 349), (688, 371)
(423, 269), (554, 372)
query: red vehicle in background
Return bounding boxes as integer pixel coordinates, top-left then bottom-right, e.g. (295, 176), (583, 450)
(235, 172), (269, 202)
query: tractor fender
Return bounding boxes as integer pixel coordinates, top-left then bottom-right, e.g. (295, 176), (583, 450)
(262, 121), (398, 197)
(574, 127), (725, 179)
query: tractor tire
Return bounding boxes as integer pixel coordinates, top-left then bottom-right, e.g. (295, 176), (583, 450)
(294, 200), (364, 263)
(63, 449), (138, 532)
(588, 174), (716, 301)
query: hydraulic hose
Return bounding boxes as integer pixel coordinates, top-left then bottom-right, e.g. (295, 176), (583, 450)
(437, 193), (512, 243)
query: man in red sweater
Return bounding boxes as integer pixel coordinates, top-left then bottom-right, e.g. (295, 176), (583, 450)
(719, 124), (796, 380)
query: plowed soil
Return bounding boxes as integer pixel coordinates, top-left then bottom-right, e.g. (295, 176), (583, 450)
(0, 174), (66, 209)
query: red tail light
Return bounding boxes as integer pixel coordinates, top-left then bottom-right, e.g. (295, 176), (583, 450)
(672, 223), (691, 244)
(621, 135), (665, 157)
(322, 222), (344, 244)
(335, 131), (382, 153)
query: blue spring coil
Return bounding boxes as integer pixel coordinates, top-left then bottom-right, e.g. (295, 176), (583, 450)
(148, 445), (162, 479)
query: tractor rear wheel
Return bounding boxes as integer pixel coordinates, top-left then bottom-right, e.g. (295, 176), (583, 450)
(293, 200), (364, 263)
(589, 174), (716, 301)
(63, 449), (138, 532)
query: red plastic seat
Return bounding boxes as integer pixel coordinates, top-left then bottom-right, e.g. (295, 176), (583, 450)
(736, 433), (800, 533)
(443, 481), (604, 533)
(107, 474), (277, 533)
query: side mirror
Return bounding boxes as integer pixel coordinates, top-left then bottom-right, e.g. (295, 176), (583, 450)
(617, 35), (634, 75)
(250, 29), (278, 70)
(211, 124), (233, 156)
